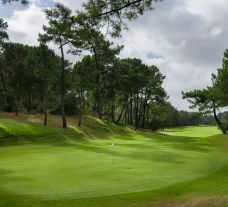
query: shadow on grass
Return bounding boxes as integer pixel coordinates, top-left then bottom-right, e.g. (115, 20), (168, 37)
(0, 164), (227, 207)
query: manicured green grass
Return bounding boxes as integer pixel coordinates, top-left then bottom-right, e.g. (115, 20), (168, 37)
(0, 114), (227, 207)
(160, 125), (221, 137)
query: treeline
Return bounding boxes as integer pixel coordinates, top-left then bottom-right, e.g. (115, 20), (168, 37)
(0, 42), (213, 130)
(0, 41), (166, 129)
(149, 103), (215, 130)
(0, 43), (61, 121)
(0, 1), (218, 130)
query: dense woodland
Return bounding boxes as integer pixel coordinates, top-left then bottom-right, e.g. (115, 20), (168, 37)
(0, 0), (224, 130)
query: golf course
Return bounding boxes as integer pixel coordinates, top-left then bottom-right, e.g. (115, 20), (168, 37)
(1, 0), (228, 206)
(0, 114), (227, 207)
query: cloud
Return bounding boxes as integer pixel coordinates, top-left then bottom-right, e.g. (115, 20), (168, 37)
(116, 0), (228, 109)
(208, 27), (222, 39)
(5, 2), (47, 45)
(2, 0), (228, 110)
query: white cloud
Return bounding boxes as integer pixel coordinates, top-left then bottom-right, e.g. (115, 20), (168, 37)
(115, 0), (228, 110)
(6, 2), (47, 45)
(2, 0), (228, 110)
(209, 27), (222, 39)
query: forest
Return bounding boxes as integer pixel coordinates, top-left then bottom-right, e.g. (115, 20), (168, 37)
(0, 0), (220, 131)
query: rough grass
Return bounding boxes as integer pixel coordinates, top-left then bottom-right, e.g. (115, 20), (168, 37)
(0, 113), (227, 207)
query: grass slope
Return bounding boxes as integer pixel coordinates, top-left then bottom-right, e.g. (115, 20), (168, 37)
(0, 113), (227, 207)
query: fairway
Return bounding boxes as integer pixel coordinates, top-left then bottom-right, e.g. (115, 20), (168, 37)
(0, 115), (228, 206)
(160, 126), (221, 137)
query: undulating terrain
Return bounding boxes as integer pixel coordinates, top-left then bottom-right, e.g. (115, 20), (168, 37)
(0, 113), (227, 207)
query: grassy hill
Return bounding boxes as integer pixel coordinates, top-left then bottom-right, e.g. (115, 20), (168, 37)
(0, 113), (227, 207)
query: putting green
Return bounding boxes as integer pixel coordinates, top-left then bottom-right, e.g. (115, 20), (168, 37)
(0, 115), (227, 207)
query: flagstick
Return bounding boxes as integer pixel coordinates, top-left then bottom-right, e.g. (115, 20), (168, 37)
(113, 147), (114, 164)
(112, 143), (115, 164)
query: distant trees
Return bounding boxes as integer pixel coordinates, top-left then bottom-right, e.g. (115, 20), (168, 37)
(219, 111), (228, 125)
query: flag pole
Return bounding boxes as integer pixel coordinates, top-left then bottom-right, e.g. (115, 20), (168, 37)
(112, 143), (115, 164)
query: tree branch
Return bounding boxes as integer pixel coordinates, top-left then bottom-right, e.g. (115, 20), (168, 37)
(97, 0), (143, 17)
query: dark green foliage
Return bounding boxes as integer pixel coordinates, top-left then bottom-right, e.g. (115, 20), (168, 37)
(0, 18), (8, 47)
(0, 42), (61, 116)
(72, 56), (207, 130)
(0, 41), (211, 129)
(212, 50), (228, 107)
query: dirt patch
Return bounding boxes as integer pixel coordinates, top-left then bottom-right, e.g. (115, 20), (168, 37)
(164, 196), (228, 207)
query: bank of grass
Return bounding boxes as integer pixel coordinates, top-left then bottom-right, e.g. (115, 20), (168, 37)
(0, 113), (227, 207)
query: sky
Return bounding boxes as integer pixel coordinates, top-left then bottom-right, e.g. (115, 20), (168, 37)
(0, 0), (228, 110)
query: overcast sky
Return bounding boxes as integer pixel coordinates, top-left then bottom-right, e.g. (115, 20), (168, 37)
(0, 0), (227, 110)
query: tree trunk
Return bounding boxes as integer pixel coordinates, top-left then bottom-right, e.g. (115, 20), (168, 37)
(0, 64), (7, 102)
(44, 110), (48, 126)
(60, 43), (67, 128)
(212, 101), (225, 134)
(115, 96), (128, 125)
(145, 104), (150, 128)
(116, 104), (126, 125)
(15, 85), (20, 116)
(96, 89), (102, 118)
(78, 87), (83, 127)
(43, 55), (48, 126)
(91, 43), (103, 119)
(141, 103), (148, 129)
(125, 101), (128, 125)
(135, 93), (139, 130)
(140, 92), (149, 129)
(111, 98), (115, 123)
(27, 92), (31, 113)
(130, 95), (133, 125)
